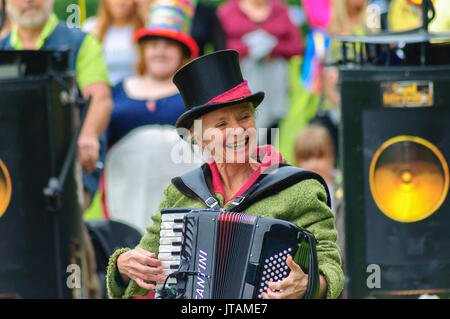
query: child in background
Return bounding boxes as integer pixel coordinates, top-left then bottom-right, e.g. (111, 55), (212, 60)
(294, 124), (338, 201)
(294, 124), (345, 298)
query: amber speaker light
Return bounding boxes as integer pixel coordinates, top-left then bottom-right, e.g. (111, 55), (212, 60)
(0, 160), (12, 218)
(369, 136), (449, 222)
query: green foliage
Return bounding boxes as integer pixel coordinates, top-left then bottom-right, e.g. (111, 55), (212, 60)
(53, 0), (100, 21)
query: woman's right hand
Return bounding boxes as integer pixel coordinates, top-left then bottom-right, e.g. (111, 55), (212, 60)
(117, 247), (166, 291)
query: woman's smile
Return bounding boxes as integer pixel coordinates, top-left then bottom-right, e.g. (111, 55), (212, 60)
(225, 136), (250, 151)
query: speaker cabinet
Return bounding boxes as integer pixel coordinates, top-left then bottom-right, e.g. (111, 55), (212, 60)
(340, 66), (450, 298)
(0, 51), (83, 298)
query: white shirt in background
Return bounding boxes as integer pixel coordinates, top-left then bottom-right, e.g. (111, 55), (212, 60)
(82, 17), (138, 86)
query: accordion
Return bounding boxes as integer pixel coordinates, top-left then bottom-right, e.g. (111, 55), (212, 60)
(156, 208), (320, 299)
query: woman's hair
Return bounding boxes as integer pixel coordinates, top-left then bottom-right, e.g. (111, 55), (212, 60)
(135, 37), (191, 76)
(95, 0), (145, 43)
(294, 124), (335, 163)
(328, 0), (368, 36)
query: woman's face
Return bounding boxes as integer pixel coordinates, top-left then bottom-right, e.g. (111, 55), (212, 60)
(195, 103), (257, 164)
(143, 38), (185, 80)
(106, 0), (136, 22)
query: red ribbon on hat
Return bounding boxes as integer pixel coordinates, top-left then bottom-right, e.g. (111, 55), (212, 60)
(206, 81), (253, 104)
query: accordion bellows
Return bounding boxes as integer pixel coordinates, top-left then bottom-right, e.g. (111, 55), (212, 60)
(157, 208), (319, 299)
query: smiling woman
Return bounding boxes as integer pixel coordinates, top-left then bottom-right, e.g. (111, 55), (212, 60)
(190, 103), (257, 163)
(106, 50), (344, 300)
(194, 103), (257, 166)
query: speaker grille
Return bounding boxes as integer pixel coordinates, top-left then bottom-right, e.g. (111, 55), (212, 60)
(369, 136), (449, 223)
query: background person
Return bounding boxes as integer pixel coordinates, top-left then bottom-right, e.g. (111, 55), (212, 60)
(294, 124), (338, 203)
(191, 1), (227, 56)
(217, 0), (305, 135)
(294, 123), (345, 297)
(82, 0), (145, 86)
(106, 0), (198, 148)
(83, 0), (199, 233)
(3, 0), (113, 177)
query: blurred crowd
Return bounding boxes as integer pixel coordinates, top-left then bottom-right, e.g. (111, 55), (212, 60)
(1, 0), (449, 298)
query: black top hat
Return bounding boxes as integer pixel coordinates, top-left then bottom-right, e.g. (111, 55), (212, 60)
(173, 50), (264, 130)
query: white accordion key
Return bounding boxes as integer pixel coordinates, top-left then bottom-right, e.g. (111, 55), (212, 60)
(162, 268), (177, 276)
(161, 213), (187, 222)
(158, 252), (181, 261)
(159, 244), (182, 253)
(160, 221), (183, 230)
(159, 236), (182, 245)
(160, 229), (182, 237)
(161, 260), (181, 269)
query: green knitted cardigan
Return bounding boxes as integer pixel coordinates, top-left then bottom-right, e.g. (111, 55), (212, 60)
(106, 178), (344, 299)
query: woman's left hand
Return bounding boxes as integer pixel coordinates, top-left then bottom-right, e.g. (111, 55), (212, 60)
(261, 255), (308, 299)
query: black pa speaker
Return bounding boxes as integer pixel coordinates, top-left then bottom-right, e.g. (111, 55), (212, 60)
(0, 51), (83, 298)
(340, 64), (450, 298)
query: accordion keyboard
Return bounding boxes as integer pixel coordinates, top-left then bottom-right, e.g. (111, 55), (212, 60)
(155, 212), (187, 297)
